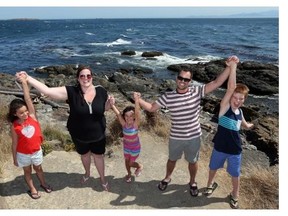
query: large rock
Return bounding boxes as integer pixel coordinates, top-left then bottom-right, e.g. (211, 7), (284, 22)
(167, 59), (279, 96)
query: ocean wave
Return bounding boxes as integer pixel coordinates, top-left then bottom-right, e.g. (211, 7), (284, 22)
(85, 32), (95, 36)
(89, 38), (131, 47)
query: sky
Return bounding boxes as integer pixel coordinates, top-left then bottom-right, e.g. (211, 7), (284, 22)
(0, 6), (279, 19)
(0, 0), (286, 216)
(0, 0), (283, 19)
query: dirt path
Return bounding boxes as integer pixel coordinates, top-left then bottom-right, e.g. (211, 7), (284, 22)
(0, 130), (233, 210)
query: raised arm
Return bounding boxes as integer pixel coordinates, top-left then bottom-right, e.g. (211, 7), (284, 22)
(110, 96), (126, 127)
(138, 97), (161, 113)
(218, 60), (237, 116)
(205, 55), (239, 95)
(18, 76), (37, 120)
(133, 92), (141, 127)
(16, 71), (68, 101)
(105, 95), (113, 111)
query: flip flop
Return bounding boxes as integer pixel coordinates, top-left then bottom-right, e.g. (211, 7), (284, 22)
(135, 166), (143, 177)
(40, 184), (52, 193)
(102, 182), (109, 192)
(27, 190), (41, 199)
(203, 182), (218, 196)
(229, 193), (239, 209)
(158, 179), (171, 191)
(81, 175), (90, 184)
(125, 175), (132, 183)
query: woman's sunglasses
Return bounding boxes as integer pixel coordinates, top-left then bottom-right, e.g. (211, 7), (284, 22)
(177, 76), (191, 82)
(79, 74), (92, 80)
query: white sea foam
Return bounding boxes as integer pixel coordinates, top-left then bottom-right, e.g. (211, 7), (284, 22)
(53, 48), (77, 58)
(85, 32), (95, 36)
(89, 38), (131, 47)
(111, 51), (221, 71)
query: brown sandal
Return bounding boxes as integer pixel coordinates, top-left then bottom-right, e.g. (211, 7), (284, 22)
(27, 190), (41, 199)
(40, 184), (52, 193)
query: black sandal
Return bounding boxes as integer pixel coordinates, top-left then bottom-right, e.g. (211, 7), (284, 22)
(229, 193), (239, 209)
(158, 179), (171, 191)
(189, 183), (199, 197)
(203, 182), (218, 196)
(27, 190), (41, 199)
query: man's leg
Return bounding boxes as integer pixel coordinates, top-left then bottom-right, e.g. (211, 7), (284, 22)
(164, 159), (176, 181)
(188, 161), (198, 185)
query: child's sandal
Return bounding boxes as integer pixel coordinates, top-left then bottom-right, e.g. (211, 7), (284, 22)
(203, 182), (218, 196)
(102, 182), (109, 192)
(125, 175), (132, 183)
(229, 193), (239, 209)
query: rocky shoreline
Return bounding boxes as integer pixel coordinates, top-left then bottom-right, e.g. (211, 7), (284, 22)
(0, 59), (279, 166)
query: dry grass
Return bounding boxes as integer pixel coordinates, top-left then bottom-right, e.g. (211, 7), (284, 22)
(107, 117), (123, 146)
(142, 110), (171, 138)
(42, 124), (75, 153)
(240, 164), (279, 209)
(0, 104), (11, 175)
(0, 133), (11, 175)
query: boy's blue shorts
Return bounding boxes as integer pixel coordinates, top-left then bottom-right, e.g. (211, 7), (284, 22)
(209, 148), (241, 177)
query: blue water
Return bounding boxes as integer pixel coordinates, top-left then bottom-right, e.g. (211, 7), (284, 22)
(0, 18), (278, 80)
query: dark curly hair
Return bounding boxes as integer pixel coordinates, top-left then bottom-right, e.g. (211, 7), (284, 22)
(122, 106), (135, 119)
(7, 98), (27, 123)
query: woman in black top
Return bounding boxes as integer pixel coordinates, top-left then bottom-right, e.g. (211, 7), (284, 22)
(16, 66), (111, 191)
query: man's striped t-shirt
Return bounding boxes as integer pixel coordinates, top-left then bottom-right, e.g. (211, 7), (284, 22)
(156, 85), (205, 140)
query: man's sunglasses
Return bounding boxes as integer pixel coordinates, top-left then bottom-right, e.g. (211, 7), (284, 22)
(177, 76), (191, 82)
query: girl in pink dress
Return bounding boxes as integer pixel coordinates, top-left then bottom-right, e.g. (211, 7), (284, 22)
(110, 92), (143, 183)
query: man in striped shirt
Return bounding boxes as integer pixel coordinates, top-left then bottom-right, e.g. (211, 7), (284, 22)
(138, 55), (239, 197)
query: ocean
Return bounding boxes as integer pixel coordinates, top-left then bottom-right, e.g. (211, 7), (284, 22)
(0, 18), (279, 112)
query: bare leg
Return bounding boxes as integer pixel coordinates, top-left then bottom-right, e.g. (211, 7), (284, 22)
(23, 165), (37, 194)
(92, 153), (106, 184)
(188, 161), (198, 185)
(129, 161), (143, 177)
(129, 161), (142, 170)
(33, 164), (47, 186)
(81, 152), (91, 178)
(125, 159), (132, 177)
(164, 159), (176, 181)
(206, 169), (217, 187)
(231, 176), (240, 199)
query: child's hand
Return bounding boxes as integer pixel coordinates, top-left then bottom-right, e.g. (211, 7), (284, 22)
(227, 55), (239, 64)
(109, 95), (115, 105)
(15, 71), (28, 82)
(18, 75), (27, 84)
(13, 160), (18, 167)
(133, 92), (141, 101)
(225, 60), (237, 67)
(246, 122), (254, 129)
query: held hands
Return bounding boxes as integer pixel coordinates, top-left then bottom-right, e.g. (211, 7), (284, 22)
(108, 95), (115, 106)
(226, 55), (239, 67)
(17, 74), (28, 84)
(15, 71), (28, 83)
(133, 92), (141, 101)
